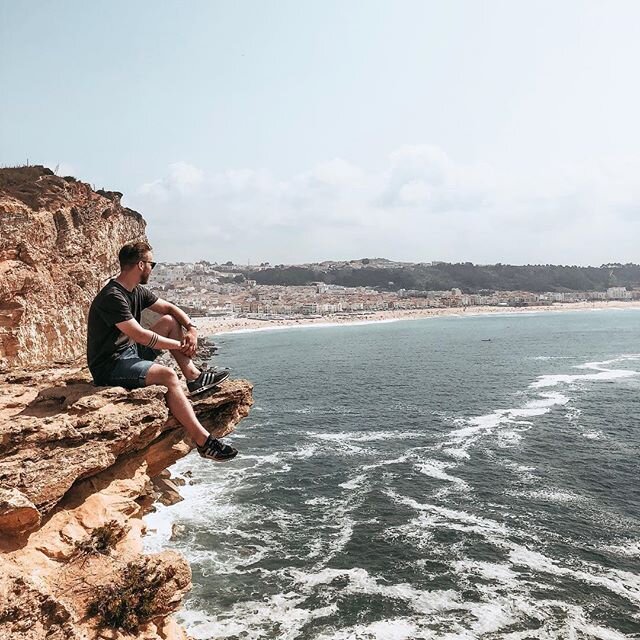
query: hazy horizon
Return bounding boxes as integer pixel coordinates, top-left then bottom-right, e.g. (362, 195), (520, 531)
(153, 253), (637, 270)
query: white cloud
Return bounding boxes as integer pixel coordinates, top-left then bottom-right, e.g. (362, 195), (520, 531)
(139, 161), (204, 199)
(126, 146), (640, 265)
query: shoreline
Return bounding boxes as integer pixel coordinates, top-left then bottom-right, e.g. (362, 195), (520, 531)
(195, 301), (640, 337)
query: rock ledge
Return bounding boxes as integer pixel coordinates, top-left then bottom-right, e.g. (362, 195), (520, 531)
(0, 364), (253, 640)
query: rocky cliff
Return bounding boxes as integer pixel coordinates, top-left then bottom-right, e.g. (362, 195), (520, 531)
(0, 168), (254, 640)
(0, 166), (146, 370)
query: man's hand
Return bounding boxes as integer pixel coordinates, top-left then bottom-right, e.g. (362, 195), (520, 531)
(180, 327), (197, 358)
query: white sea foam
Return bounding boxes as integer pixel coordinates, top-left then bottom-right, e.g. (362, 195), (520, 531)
(290, 566), (462, 615)
(517, 391), (570, 412)
(531, 369), (637, 388)
(387, 490), (509, 537)
(566, 405), (582, 421)
(304, 431), (372, 455)
(441, 353), (637, 456)
(289, 443), (319, 459)
(579, 353), (640, 369)
(339, 473), (367, 490)
(146, 347), (640, 639)
(443, 386), (571, 458)
(492, 603), (630, 640)
(439, 353), (637, 462)
(452, 559), (518, 582)
(506, 488), (587, 504)
(531, 354), (640, 389)
(177, 593), (338, 640)
(305, 496), (332, 506)
(312, 618), (421, 640)
(286, 565), (629, 639)
(309, 430), (423, 443)
(415, 459), (469, 489)
(388, 486), (640, 606)
(361, 451), (414, 471)
(496, 428), (524, 447)
(603, 539), (640, 557)
(509, 544), (640, 606)
(441, 446), (470, 460)
(581, 429), (603, 440)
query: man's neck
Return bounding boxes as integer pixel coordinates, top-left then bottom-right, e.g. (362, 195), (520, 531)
(114, 272), (139, 292)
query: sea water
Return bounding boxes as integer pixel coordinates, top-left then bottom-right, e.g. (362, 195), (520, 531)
(144, 309), (640, 639)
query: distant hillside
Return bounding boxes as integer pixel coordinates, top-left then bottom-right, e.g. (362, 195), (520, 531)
(244, 261), (640, 293)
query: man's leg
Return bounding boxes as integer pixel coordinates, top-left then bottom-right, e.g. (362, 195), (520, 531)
(149, 314), (200, 380)
(145, 363), (209, 446)
(144, 316), (236, 460)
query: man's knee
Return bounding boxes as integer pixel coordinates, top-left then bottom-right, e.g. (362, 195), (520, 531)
(147, 364), (180, 388)
(153, 314), (181, 338)
(162, 314), (181, 331)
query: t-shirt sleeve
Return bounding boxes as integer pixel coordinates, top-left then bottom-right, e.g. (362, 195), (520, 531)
(96, 289), (133, 325)
(141, 286), (159, 310)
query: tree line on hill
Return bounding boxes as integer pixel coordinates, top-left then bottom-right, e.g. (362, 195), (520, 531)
(240, 262), (640, 293)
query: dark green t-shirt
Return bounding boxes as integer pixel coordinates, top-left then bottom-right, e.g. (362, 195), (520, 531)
(87, 279), (158, 382)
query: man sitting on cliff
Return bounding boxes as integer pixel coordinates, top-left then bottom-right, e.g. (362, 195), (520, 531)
(87, 241), (237, 462)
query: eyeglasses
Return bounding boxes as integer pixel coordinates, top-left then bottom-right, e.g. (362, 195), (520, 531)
(141, 260), (157, 269)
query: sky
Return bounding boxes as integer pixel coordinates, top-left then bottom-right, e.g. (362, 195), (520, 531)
(2, 0), (640, 266)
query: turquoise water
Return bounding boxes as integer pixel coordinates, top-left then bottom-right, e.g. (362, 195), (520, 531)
(145, 310), (640, 639)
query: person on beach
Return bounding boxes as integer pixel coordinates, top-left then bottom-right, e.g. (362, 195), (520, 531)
(86, 241), (237, 462)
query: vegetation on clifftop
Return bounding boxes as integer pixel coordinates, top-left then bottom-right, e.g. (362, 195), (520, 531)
(88, 558), (176, 632)
(244, 261), (640, 293)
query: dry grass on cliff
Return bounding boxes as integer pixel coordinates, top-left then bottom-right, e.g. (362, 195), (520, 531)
(88, 558), (176, 632)
(0, 164), (54, 190)
(0, 164), (82, 209)
(73, 520), (129, 558)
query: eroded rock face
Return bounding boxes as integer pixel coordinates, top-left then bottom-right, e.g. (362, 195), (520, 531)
(0, 364), (254, 639)
(0, 166), (147, 370)
(0, 365), (253, 533)
(0, 167), (256, 640)
(0, 455), (193, 640)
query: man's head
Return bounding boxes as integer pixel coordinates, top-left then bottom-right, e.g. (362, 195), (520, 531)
(118, 241), (155, 285)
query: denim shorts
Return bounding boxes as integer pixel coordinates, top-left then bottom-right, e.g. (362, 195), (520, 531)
(103, 343), (159, 390)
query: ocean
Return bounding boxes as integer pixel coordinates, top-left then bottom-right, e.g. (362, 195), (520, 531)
(144, 309), (640, 639)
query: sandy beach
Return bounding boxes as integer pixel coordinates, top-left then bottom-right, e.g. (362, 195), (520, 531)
(195, 300), (640, 337)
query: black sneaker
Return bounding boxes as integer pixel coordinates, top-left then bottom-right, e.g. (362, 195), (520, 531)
(187, 369), (230, 396)
(197, 435), (238, 462)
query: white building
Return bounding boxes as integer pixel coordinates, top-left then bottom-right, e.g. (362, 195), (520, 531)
(607, 287), (631, 300)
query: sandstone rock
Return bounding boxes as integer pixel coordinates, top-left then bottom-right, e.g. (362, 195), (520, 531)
(0, 166), (147, 370)
(0, 459), (192, 640)
(151, 476), (183, 507)
(0, 364), (252, 639)
(0, 364), (253, 526)
(0, 167), (252, 640)
(0, 488), (40, 535)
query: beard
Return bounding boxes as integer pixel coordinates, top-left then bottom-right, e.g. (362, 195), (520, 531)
(141, 273), (150, 285)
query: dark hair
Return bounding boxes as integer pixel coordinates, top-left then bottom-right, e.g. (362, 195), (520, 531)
(118, 241), (152, 269)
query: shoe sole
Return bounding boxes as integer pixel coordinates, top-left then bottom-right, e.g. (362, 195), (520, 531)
(188, 371), (230, 397)
(199, 450), (238, 462)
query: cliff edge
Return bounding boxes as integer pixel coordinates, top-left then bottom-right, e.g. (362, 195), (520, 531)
(0, 168), (254, 639)
(0, 166), (144, 370)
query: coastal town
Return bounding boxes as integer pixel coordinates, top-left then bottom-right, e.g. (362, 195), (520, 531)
(149, 261), (640, 328)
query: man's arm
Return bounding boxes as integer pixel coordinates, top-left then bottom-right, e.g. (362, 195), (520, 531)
(149, 298), (197, 357)
(116, 318), (182, 351)
(149, 299), (196, 330)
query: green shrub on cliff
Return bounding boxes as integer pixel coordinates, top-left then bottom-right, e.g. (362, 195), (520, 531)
(88, 558), (176, 632)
